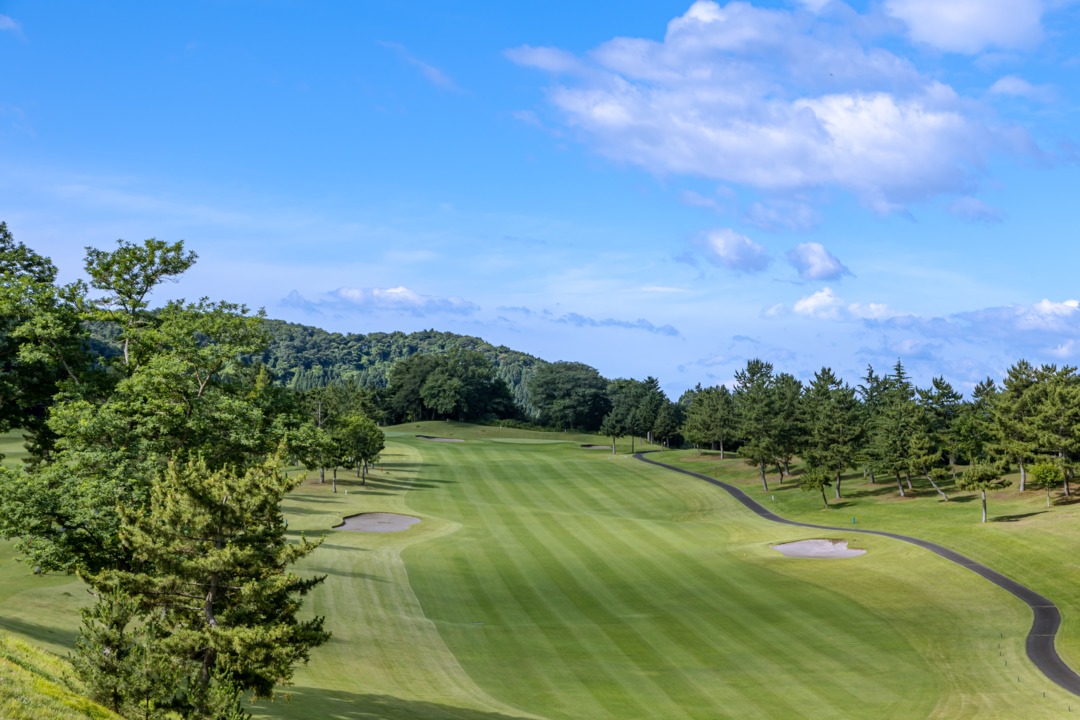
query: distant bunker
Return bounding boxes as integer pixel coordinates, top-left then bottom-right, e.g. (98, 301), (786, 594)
(771, 539), (866, 559)
(336, 513), (420, 533)
(416, 435), (464, 443)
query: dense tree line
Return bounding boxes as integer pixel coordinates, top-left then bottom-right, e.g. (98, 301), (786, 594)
(679, 357), (1080, 522)
(256, 320), (545, 413)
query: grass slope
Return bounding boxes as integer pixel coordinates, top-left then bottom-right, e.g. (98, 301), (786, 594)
(2, 424), (1078, 718)
(0, 631), (121, 720)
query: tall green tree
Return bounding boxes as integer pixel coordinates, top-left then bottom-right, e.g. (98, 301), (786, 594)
(771, 372), (804, 480)
(75, 456), (330, 719)
(868, 360), (919, 497)
(681, 384), (736, 457)
(991, 360), (1039, 491)
(0, 222), (90, 462)
(1030, 364), (1080, 498)
(802, 368), (862, 498)
(83, 238), (197, 370)
(526, 361), (610, 431)
(733, 358), (778, 492)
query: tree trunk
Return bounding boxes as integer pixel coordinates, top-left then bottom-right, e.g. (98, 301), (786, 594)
(1064, 469), (1072, 498)
(896, 475), (905, 497)
(905, 472), (913, 491)
(821, 487), (829, 509)
(719, 440), (724, 460)
(981, 489), (987, 523)
(332, 467), (337, 494)
(834, 472), (843, 499)
(1047, 486), (1052, 508)
(631, 436), (636, 454)
(319, 466), (325, 484)
(610, 437), (616, 454)
(925, 473), (949, 501)
(759, 460), (768, 492)
(1019, 459), (1027, 491)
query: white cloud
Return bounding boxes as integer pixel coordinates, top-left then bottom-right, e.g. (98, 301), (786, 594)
(989, 74), (1055, 102)
(848, 302), (895, 320)
(786, 242), (851, 281)
(885, 0), (1044, 53)
(704, 228), (770, 272)
(794, 287), (844, 318)
(510, 1), (1013, 212)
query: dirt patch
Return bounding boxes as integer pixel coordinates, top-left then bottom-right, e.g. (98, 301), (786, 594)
(335, 513), (421, 533)
(416, 435), (464, 443)
(771, 539), (866, 558)
(581, 444), (610, 450)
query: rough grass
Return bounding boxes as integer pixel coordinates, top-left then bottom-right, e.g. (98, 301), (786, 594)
(0, 631), (121, 720)
(3, 426), (1080, 718)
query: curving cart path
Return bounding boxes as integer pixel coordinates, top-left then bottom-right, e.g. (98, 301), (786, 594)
(634, 453), (1080, 696)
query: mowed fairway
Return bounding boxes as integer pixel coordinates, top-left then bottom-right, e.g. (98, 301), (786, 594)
(1, 424), (1077, 718)
(255, 423), (1076, 719)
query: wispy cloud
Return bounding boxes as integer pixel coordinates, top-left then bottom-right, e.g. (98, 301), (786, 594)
(0, 15), (22, 36)
(786, 242), (851, 281)
(282, 286), (479, 316)
(948, 196), (1004, 222)
(556, 312), (681, 337)
(379, 41), (464, 93)
(989, 74), (1055, 103)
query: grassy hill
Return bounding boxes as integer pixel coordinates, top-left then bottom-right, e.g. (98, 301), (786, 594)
(0, 631), (121, 720)
(2, 423), (1079, 718)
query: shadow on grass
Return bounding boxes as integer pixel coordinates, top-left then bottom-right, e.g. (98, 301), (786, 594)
(0, 616), (77, 650)
(991, 511), (1048, 522)
(250, 688), (536, 720)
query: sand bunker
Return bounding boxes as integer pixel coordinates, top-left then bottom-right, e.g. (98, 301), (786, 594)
(581, 444), (611, 450)
(335, 513), (421, 533)
(771, 539), (866, 558)
(416, 435), (464, 443)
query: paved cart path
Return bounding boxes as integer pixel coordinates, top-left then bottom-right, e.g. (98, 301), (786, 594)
(634, 453), (1080, 697)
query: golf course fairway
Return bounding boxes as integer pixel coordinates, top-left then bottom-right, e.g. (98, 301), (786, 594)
(2, 423), (1078, 718)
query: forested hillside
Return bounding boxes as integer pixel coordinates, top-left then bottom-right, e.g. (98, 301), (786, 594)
(257, 320), (547, 412)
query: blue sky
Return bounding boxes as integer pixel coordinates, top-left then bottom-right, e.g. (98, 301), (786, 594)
(2, 1), (1079, 399)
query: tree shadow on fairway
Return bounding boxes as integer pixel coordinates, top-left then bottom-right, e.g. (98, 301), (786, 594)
(364, 477), (441, 491)
(251, 688), (537, 720)
(0, 616), (77, 650)
(845, 484), (901, 499)
(991, 511), (1048, 522)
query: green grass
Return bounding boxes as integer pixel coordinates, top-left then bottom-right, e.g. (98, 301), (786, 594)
(0, 631), (121, 720)
(661, 451), (1080, 673)
(3, 425), (1079, 718)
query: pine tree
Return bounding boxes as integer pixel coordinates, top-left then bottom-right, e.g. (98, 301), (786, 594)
(76, 455), (330, 719)
(733, 359), (778, 492)
(802, 368), (863, 499)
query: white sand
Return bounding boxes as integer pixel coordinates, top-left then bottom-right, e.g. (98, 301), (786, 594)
(416, 435), (464, 443)
(336, 513), (421, 533)
(771, 539), (866, 558)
